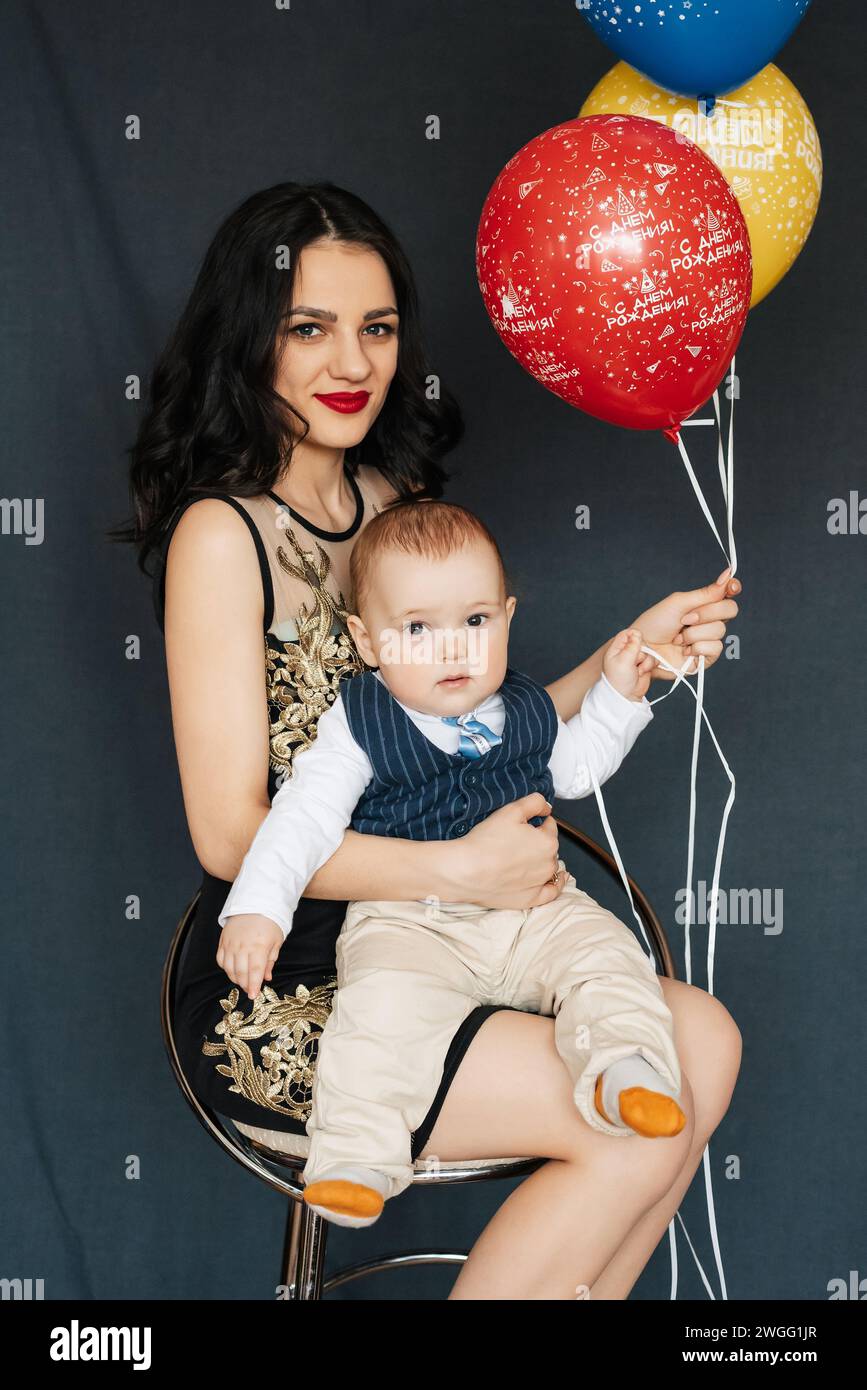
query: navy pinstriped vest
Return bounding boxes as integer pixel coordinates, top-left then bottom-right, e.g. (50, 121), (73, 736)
(340, 666), (558, 841)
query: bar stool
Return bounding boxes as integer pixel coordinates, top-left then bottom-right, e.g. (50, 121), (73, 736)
(160, 814), (674, 1298)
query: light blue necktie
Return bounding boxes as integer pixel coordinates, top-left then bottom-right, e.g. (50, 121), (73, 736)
(441, 711), (503, 759)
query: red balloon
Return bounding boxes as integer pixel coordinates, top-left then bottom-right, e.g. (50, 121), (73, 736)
(475, 114), (752, 442)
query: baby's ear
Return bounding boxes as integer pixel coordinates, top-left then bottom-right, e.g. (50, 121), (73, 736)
(346, 612), (375, 664)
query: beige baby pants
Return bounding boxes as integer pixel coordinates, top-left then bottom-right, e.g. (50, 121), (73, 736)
(304, 862), (682, 1200)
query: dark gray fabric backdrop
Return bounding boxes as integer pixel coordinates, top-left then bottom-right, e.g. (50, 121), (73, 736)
(1, 0), (864, 1300)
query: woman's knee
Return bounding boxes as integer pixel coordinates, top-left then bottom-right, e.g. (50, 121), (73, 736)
(663, 979), (742, 1139)
(701, 1003), (742, 1135)
(562, 1069), (697, 1205)
(698, 988), (742, 1055)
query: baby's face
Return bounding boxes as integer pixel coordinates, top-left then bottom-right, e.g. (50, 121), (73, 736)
(348, 540), (517, 716)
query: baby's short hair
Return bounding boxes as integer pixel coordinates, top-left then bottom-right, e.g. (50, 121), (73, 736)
(349, 498), (509, 618)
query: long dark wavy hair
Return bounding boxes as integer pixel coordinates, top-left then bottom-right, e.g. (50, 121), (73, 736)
(109, 180), (465, 577)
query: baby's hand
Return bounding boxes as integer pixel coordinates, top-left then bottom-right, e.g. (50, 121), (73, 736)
(216, 914), (283, 1002)
(602, 628), (652, 702)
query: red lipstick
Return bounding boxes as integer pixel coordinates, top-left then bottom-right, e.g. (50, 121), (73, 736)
(314, 392), (370, 414)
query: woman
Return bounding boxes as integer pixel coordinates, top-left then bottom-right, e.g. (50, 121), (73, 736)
(117, 181), (742, 1299)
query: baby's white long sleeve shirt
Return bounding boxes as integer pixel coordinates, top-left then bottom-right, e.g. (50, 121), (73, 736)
(218, 670), (653, 940)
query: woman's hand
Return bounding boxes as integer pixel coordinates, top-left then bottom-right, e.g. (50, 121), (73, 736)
(631, 565), (741, 681)
(448, 793), (565, 911)
(216, 914), (283, 1001)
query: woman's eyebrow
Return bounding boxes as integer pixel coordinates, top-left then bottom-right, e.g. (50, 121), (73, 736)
(284, 306), (399, 321)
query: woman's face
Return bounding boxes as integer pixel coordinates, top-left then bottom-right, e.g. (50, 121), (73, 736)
(273, 238), (400, 449)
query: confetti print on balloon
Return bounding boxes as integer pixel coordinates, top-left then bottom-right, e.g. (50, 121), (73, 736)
(586, 0), (810, 36)
(475, 114), (752, 434)
(593, 2), (722, 32)
(579, 2), (814, 99)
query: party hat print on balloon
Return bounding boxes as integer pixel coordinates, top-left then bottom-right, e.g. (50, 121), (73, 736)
(579, 61), (822, 308)
(475, 113), (752, 442)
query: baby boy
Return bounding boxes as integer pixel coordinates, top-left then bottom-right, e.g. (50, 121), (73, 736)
(218, 500), (686, 1227)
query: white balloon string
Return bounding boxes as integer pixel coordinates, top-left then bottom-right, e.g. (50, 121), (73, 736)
(675, 433), (731, 572)
(581, 643), (732, 1301)
(675, 353), (738, 583)
(702, 1138), (729, 1301)
(676, 1204), (719, 1298)
(644, 650), (737, 1003)
(667, 1219), (678, 1300)
(712, 352), (738, 578)
(580, 374), (740, 1298)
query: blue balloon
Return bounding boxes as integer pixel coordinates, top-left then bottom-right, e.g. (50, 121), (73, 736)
(579, 0), (813, 102)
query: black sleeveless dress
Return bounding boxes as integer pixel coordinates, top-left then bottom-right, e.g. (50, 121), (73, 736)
(153, 462), (514, 1159)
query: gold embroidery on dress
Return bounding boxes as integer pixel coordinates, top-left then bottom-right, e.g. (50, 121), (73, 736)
(202, 980), (338, 1120)
(265, 525), (365, 779)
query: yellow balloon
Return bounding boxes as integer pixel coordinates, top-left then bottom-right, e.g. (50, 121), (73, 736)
(579, 61), (822, 308)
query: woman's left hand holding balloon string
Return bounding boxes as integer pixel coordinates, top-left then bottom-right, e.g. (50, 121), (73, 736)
(630, 567), (742, 680)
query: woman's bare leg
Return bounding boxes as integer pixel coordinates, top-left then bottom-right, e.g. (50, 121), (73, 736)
(588, 980), (742, 1299)
(415, 1014), (694, 1299)
(416, 979), (741, 1300)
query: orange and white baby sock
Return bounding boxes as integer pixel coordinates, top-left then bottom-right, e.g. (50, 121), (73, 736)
(594, 1053), (687, 1138)
(302, 1164), (391, 1228)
